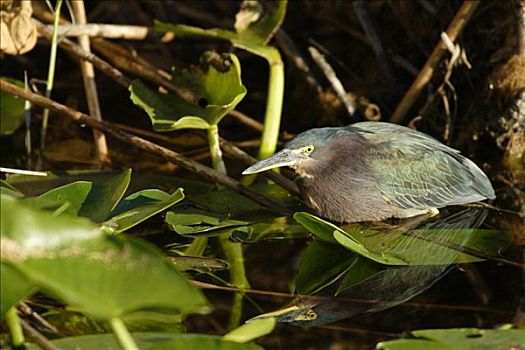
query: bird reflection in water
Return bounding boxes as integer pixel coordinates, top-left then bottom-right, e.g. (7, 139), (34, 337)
(249, 208), (508, 327)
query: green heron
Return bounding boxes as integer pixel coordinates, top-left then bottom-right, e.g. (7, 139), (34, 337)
(243, 122), (495, 223)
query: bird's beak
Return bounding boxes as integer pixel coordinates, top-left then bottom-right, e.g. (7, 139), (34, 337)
(246, 305), (303, 323)
(242, 149), (303, 175)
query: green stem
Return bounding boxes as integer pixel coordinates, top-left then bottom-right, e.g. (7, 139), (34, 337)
(185, 236), (208, 256)
(207, 125), (227, 174)
(207, 124), (249, 329)
(6, 307), (24, 349)
(219, 235), (249, 329)
(257, 48), (285, 160)
(109, 317), (138, 350)
(40, 0), (63, 155)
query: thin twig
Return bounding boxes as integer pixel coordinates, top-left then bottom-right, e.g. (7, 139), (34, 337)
(19, 318), (61, 350)
(34, 19), (131, 88)
(191, 280), (514, 315)
(45, 23), (150, 39)
(0, 81), (291, 216)
(390, 0), (480, 123)
(308, 46), (357, 118)
(0, 167), (48, 176)
(71, 1), (108, 165)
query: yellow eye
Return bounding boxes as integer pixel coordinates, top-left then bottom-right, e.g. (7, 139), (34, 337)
(306, 310), (317, 320)
(304, 145), (314, 155)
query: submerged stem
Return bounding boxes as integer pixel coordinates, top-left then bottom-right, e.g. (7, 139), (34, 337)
(207, 124), (249, 329)
(109, 317), (138, 350)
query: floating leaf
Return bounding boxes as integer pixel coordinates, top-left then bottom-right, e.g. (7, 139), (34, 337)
(147, 334), (263, 350)
(295, 241), (358, 294)
(166, 207), (248, 235)
(377, 327), (525, 350)
(335, 257), (383, 296)
(104, 188), (185, 233)
(129, 53), (246, 131)
(0, 262), (36, 317)
(1, 195), (209, 319)
(29, 169), (131, 223)
(0, 77), (25, 135)
(294, 210), (506, 266)
(0, 180), (23, 198)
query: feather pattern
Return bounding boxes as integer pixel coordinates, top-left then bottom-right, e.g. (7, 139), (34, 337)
(349, 122), (495, 209)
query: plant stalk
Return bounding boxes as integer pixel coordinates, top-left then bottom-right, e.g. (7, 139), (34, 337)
(207, 124), (227, 174)
(257, 48), (285, 160)
(40, 0), (63, 157)
(109, 317), (138, 350)
(207, 123), (249, 329)
(6, 307), (25, 349)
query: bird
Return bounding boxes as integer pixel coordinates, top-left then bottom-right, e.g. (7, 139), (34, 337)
(242, 122), (495, 223)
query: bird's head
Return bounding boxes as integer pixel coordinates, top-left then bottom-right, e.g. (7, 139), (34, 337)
(242, 127), (339, 176)
(247, 304), (322, 327)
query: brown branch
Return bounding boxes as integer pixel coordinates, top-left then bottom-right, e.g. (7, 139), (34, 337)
(20, 318), (61, 350)
(45, 23), (151, 40)
(390, 0), (480, 123)
(0, 80), (291, 216)
(191, 280), (514, 315)
(34, 19), (131, 89)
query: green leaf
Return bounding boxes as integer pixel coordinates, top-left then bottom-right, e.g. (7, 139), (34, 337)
(0, 180), (23, 198)
(166, 207), (248, 235)
(44, 310), (184, 336)
(129, 53), (246, 131)
(0, 77), (25, 135)
(25, 332), (198, 350)
(293, 212), (338, 243)
(224, 317), (276, 343)
(295, 241), (358, 294)
(376, 339), (452, 350)
(1, 195), (210, 319)
(147, 334), (263, 350)
(376, 328), (525, 350)
(335, 257), (383, 295)
(0, 262), (36, 317)
(235, 0), (287, 45)
(29, 169), (131, 223)
(104, 188), (185, 233)
(154, 21), (283, 64)
(294, 211), (509, 266)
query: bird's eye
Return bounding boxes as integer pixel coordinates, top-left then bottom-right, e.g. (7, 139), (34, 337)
(306, 310), (317, 320)
(303, 145), (314, 155)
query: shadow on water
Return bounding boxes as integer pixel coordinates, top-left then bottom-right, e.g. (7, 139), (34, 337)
(250, 208), (513, 327)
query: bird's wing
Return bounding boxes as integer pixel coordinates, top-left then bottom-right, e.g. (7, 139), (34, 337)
(347, 123), (494, 209)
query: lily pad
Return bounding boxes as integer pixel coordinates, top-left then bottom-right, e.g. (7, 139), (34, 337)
(294, 210), (506, 266)
(377, 327), (525, 350)
(29, 169), (131, 223)
(104, 188), (185, 233)
(1, 195), (209, 319)
(295, 241), (358, 294)
(24, 332), (257, 350)
(0, 262), (36, 317)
